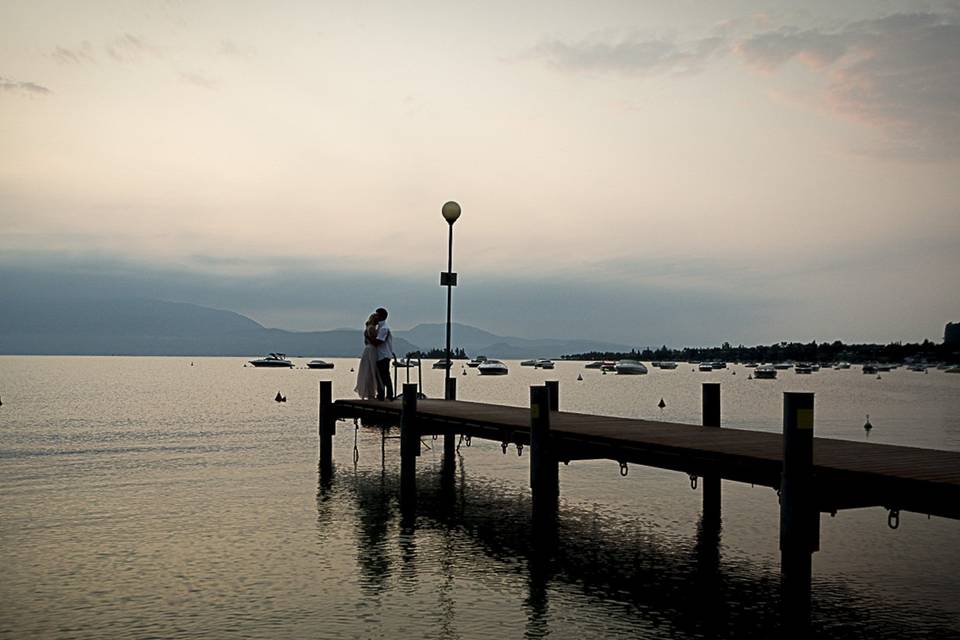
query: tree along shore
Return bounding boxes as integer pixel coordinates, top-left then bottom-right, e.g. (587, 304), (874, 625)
(562, 339), (958, 365)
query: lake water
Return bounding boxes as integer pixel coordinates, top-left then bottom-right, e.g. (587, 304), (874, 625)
(1, 356), (959, 639)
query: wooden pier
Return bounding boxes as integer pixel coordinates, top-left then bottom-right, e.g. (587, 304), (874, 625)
(318, 380), (960, 628)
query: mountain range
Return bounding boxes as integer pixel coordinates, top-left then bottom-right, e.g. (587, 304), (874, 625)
(0, 296), (629, 358)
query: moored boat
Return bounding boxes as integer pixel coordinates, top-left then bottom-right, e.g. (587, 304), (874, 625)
(754, 365), (777, 379)
(698, 363), (713, 372)
(520, 359), (537, 367)
(306, 359), (335, 369)
(659, 362), (678, 370)
(535, 359), (555, 369)
(478, 359), (509, 375)
(795, 363), (813, 374)
(467, 356), (487, 368)
(615, 360), (648, 375)
(249, 353), (294, 368)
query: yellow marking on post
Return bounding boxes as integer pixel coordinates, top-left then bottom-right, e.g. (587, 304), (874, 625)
(531, 405), (540, 420)
(797, 408), (814, 430)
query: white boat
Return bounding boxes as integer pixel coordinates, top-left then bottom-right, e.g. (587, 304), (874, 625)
(478, 360), (509, 375)
(249, 353), (294, 368)
(710, 361), (727, 369)
(615, 360), (648, 375)
(584, 361), (605, 369)
(306, 359), (334, 369)
(754, 365), (777, 379)
(945, 366), (960, 374)
(520, 359), (537, 367)
(467, 356), (487, 368)
(834, 362), (851, 370)
(698, 363), (713, 372)
(773, 362), (793, 370)
(794, 363), (813, 374)
(534, 359), (555, 369)
(862, 363), (879, 374)
(433, 359), (453, 370)
(659, 362), (678, 370)
(744, 362), (758, 368)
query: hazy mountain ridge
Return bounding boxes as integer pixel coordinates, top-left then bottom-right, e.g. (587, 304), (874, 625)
(0, 296), (621, 357)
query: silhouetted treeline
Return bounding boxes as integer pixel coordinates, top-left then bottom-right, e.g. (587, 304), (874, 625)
(563, 339), (959, 364)
(406, 347), (468, 359)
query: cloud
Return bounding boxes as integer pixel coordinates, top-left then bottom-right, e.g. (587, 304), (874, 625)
(0, 76), (51, 95)
(735, 11), (960, 160)
(179, 72), (217, 90)
(106, 33), (161, 62)
(50, 42), (96, 64)
(531, 9), (960, 160)
(531, 31), (725, 76)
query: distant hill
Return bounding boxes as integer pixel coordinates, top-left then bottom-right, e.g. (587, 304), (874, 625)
(0, 296), (416, 357)
(396, 322), (631, 358)
(0, 294), (626, 358)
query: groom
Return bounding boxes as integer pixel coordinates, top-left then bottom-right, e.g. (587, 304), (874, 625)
(371, 307), (395, 400)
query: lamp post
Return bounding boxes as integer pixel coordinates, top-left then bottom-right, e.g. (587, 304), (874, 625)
(441, 201), (461, 399)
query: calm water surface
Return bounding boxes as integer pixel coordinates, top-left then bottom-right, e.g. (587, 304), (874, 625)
(1, 356), (959, 638)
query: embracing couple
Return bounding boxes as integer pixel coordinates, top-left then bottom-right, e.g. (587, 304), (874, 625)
(355, 307), (395, 400)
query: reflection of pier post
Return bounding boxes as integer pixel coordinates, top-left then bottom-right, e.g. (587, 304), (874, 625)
(702, 383), (721, 526)
(780, 392), (818, 631)
(318, 380), (335, 483)
(530, 385), (558, 526)
(400, 383), (420, 518)
(443, 378), (457, 482)
(545, 380), (559, 411)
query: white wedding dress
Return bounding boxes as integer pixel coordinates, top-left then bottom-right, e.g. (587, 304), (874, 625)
(354, 338), (380, 399)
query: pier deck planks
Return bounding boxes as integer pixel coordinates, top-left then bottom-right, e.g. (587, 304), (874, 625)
(333, 398), (960, 519)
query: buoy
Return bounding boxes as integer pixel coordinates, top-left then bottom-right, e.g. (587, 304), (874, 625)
(577, 373), (583, 381)
(864, 414), (873, 431)
(732, 370), (736, 375)
(350, 368), (355, 372)
(658, 397), (666, 409)
(462, 369), (466, 375)
(748, 374), (753, 380)
(275, 392), (284, 402)
(877, 374), (882, 380)
(602, 370), (607, 375)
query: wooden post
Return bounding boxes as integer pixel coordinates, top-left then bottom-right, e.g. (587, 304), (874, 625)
(702, 383), (721, 524)
(780, 391), (818, 629)
(545, 380), (559, 411)
(400, 383), (420, 500)
(530, 385), (558, 522)
(443, 377), (457, 478)
(318, 381), (335, 478)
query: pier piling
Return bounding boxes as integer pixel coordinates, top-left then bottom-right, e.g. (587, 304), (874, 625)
(780, 391), (819, 629)
(545, 380), (559, 411)
(400, 383), (420, 504)
(702, 383), (721, 524)
(443, 378), (457, 479)
(319, 381), (335, 479)
(530, 385), (559, 522)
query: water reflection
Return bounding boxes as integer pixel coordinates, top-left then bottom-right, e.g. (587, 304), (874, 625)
(318, 459), (959, 639)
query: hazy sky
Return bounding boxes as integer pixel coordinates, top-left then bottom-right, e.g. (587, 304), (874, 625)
(1, 0), (958, 345)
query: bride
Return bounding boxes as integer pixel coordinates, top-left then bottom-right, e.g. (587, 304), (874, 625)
(354, 313), (381, 399)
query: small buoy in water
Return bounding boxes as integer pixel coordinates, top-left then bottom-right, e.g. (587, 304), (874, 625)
(462, 369), (466, 375)
(350, 367), (355, 372)
(577, 373), (583, 381)
(732, 370), (736, 375)
(748, 374), (753, 380)
(602, 369), (607, 375)
(658, 397), (666, 409)
(877, 374), (882, 380)
(275, 391), (284, 402)
(864, 414), (873, 431)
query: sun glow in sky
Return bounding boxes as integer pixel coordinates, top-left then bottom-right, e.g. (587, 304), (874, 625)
(1, 0), (958, 344)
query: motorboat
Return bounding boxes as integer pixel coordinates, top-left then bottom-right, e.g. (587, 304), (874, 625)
(834, 362), (851, 369)
(744, 362), (758, 368)
(478, 360), (509, 375)
(862, 364), (879, 374)
(520, 359), (537, 367)
(433, 359), (453, 370)
(794, 363), (813, 374)
(876, 364), (893, 372)
(945, 366), (960, 374)
(535, 359), (555, 369)
(393, 357), (421, 368)
(467, 356), (487, 368)
(773, 362), (793, 370)
(754, 365), (777, 379)
(908, 364), (927, 372)
(585, 361), (605, 369)
(249, 353), (294, 368)
(710, 361), (727, 369)
(306, 359), (334, 369)
(659, 362), (678, 370)
(615, 360), (648, 375)
(600, 361), (617, 372)
(698, 363), (713, 372)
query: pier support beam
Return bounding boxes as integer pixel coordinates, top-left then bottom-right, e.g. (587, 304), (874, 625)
(400, 383), (420, 510)
(780, 392), (819, 630)
(702, 383), (721, 525)
(319, 381), (335, 482)
(443, 378), (457, 480)
(530, 385), (559, 524)
(545, 380), (559, 411)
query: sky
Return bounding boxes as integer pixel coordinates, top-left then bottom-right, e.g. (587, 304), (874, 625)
(1, 0), (958, 346)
